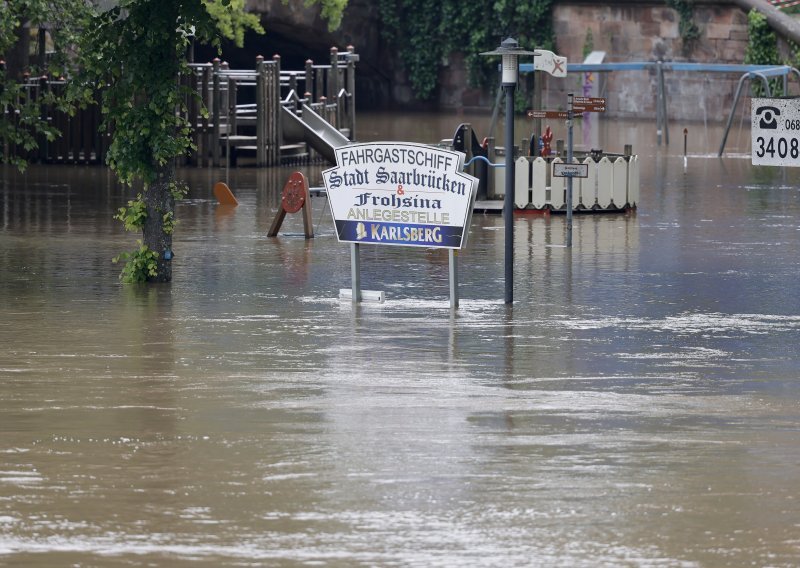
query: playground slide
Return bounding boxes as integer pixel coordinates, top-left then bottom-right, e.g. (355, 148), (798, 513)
(281, 104), (350, 164)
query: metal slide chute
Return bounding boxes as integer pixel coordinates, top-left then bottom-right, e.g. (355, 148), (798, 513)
(281, 104), (350, 164)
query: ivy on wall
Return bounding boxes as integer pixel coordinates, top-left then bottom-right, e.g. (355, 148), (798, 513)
(666, 0), (700, 48)
(744, 8), (782, 96)
(376, 0), (555, 100)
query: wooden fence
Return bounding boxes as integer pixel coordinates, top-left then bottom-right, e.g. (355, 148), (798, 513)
(1, 70), (109, 165)
(2, 45), (357, 168)
(183, 45), (357, 167)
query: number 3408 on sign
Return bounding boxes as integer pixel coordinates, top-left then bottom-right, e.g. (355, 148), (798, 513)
(753, 135), (800, 160)
(751, 98), (800, 167)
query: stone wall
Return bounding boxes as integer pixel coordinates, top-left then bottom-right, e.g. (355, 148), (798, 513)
(434, 2), (757, 121)
(240, 1), (788, 120)
(541, 2), (752, 122)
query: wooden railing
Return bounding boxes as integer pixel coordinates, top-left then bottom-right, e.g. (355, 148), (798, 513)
(2, 46), (357, 168)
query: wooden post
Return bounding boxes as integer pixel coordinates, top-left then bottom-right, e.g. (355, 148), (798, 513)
(228, 75), (238, 143)
(38, 75), (49, 162)
(268, 172), (314, 238)
(54, 79), (68, 161)
(212, 58), (221, 167)
(347, 45), (356, 140)
(305, 59), (314, 102)
(1, 60), (7, 161)
(200, 65), (210, 166)
(272, 54), (281, 166)
(186, 67), (198, 166)
(314, 66), (322, 109)
(255, 55), (266, 166)
(329, 47), (339, 127)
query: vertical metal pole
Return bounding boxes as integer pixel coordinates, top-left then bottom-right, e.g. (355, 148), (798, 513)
(350, 243), (361, 303)
(661, 62), (670, 146)
(656, 61), (663, 146)
(718, 73), (749, 157)
(532, 60), (541, 146)
(566, 92), (574, 248)
(449, 249), (459, 310)
(504, 84), (515, 304)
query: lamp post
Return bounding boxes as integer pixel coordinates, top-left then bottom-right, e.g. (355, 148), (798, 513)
(481, 38), (538, 304)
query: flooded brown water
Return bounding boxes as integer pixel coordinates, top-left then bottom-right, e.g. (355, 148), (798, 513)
(1, 113), (799, 566)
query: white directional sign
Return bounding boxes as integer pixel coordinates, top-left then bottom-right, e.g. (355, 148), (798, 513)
(534, 50), (567, 77)
(752, 97), (800, 166)
(553, 162), (589, 178)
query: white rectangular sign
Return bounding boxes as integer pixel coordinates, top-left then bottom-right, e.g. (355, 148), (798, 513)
(553, 162), (589, 178)
(322, 142), (478, 249)
(751, 97), (800, 166)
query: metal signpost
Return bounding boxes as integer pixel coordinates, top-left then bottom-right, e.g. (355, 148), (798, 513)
(751, 97), (800, 167)
(481, 38), (538, 305)
(540, 94), (606, 247)
(322, 142), (478, 309)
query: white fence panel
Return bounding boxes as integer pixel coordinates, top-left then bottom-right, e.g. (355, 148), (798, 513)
(530, 157), (548, 209)
(582, 157), (597, 209)
(612, 157), (627, 208)
(550, 157), (565, 209)
(596, 157), (613, 209)
(515, 157), (531, 209)
(628, 155), (639, 206)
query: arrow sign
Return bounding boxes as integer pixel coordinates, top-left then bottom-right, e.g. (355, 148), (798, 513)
(533, 50), (567, 78)
(572, 96), (606, 112)
(553, 162), (589, 178)
(574, 96), (605, 105)
(527, 110), (584, 120)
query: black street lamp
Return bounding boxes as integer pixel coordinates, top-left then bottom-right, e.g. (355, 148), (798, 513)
(481, 38), (538, 304)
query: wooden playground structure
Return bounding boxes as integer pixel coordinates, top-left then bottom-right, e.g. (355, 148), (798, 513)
(1, 46), (358, 168)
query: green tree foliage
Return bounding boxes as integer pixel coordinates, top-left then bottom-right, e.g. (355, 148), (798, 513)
(80, 0), (344, 282)
(744, 8), (782, 96)
(75, 0), (253, 282)
(666, 0), (700, 48)
(3, 0), (347, 283)
(299, 0), (348, 31)
(0, 0), (90, 170)
(376, 0), (554, 101)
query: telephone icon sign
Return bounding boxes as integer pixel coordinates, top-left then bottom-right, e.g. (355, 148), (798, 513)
(756, 106), (780, 129)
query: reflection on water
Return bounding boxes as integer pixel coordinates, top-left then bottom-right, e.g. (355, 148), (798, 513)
(1, 114), (799, 566)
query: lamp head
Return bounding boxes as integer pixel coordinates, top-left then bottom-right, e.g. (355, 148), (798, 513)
(480, 37), (539, 86)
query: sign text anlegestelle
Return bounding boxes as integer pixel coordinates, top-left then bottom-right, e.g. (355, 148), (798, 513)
(322, 142), (478, 249)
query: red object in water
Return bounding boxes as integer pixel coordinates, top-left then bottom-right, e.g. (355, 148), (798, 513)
(541, 126), (553, 157)
(281, 172), (308, 214)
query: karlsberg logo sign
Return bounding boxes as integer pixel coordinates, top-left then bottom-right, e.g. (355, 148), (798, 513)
(322, 142), (478, 249)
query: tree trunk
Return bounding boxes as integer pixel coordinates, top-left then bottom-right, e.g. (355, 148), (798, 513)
(142, 160), (175, 283)
(730, 0), (800, 46)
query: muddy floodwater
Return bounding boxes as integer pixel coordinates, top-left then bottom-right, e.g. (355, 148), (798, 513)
(1, 113), (799, 567)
